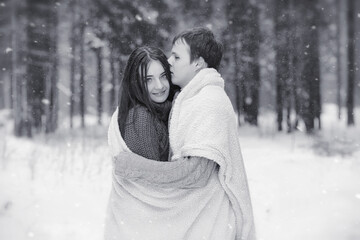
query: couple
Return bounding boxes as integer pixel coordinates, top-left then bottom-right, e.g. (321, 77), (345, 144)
(105, 27), (255, 240)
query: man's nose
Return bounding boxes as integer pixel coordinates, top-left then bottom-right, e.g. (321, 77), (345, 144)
(167, 56), (173, 66)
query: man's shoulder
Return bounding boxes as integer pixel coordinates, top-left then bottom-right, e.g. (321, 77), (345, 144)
(196, 85), (230, 104)
(189, 86), (234, 115)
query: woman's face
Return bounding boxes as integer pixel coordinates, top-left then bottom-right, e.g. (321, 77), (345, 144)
(145, 60), (170, 103)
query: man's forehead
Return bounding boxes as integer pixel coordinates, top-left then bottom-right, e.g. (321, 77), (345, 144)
(172, 39), (190, 53)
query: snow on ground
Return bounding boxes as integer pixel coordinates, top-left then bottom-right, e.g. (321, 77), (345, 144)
(0, 104), (359, 240)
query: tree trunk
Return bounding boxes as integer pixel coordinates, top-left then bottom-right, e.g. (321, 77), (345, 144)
(234, 42), (242, 126)
(79, 19), (85, 128)
(45, 0), (59, 133)
(346, 0), (355, 126)
(69, 0), (77, 129)
(95, 47), (103, 125)
(0, 0), (12, 110)
(274, 0), (290, 131)
(26, 0), (59, 135)
(12, 0), (31, 137)
(336, 0), (343, 120)
(288, 0), (297, 132)
(243, 4), (260, 126)
(298, 0), (321, 133)
(109, 50), (116, 114)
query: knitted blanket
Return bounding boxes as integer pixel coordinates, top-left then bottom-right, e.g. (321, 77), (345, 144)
(169, 68), (255, 240)
(106, 109), (236, 240)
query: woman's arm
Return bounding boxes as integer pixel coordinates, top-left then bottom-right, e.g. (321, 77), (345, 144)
(113, 152), (217, 189)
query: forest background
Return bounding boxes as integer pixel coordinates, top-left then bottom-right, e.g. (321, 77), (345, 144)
(0, 0), (360, 240)
(0, 0), (359, 135)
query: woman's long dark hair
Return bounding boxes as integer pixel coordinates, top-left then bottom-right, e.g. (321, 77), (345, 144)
(117, 46), (178, 136)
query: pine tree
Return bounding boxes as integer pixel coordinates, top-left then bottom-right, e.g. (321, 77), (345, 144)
(25, 0), (59, 135)
(346, 0), (356, 126)
(0, 0), (12, 109)
(225, 0), (261, 125)
(296, 0), (321, 133)
(11, 0), (31, 137)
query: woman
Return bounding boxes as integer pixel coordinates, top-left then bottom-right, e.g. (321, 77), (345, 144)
(117, 46), (178, 162)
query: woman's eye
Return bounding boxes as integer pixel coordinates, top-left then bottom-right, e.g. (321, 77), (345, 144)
(146, 78), (152, 82)
(175, 56), (179, 60)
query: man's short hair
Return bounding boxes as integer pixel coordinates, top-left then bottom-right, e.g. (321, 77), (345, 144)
(172, 27), (223, 70)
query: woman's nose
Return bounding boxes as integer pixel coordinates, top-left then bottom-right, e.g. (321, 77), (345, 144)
(154, 78), (164, 89)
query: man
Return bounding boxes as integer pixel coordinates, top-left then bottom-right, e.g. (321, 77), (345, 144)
(107, 27), (255, 240)
(166, 27), (256, 240)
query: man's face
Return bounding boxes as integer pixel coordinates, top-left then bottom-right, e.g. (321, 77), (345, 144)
(168, 40), (197, 89)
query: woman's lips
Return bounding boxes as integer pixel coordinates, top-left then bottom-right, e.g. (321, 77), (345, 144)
(153, 90), (166, 96)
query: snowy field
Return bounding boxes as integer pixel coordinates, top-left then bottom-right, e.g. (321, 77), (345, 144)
(0, 104), (359, 240)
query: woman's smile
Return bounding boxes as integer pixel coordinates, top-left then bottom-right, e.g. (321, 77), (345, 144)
(152, 89), (167, 96)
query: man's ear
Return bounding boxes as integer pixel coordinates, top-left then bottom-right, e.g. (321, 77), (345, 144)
(195, 57), (208, 70)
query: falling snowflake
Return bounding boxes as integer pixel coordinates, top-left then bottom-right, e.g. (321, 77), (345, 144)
(5, 47), (12, 53)
(355, 194), (360, 199)
(0, 3), (5, 7)
(135, 14), (142, 21)
(28, 232), (34, 238)
(245, 97), (252, 105)
(296, 126), (304, 132)
(42, 99), (50, 105)
(358, 13), (360, 18)
(311, 25), (316, 30)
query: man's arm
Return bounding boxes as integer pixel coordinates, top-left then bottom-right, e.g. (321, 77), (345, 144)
(113, 152), (217, 189)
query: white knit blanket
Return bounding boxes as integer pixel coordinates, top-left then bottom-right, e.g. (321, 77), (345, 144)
(169, 68), (255, 240)
(105, 68), (255, 240)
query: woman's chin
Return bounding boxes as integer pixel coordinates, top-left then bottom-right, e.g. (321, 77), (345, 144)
(151, 96), (168, 103)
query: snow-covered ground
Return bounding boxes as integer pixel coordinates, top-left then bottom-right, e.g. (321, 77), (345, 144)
(0, 104), (359, 240)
